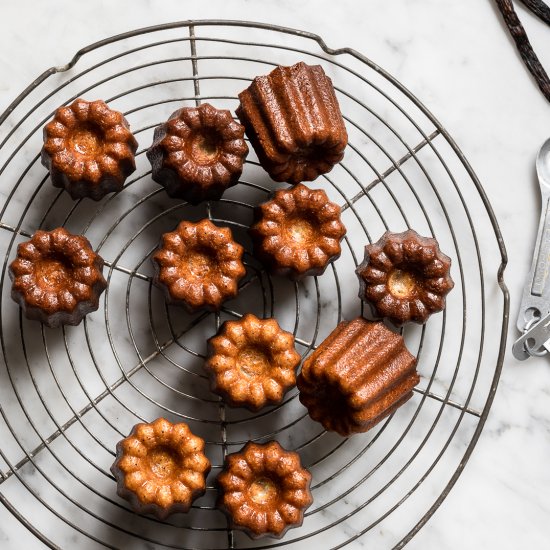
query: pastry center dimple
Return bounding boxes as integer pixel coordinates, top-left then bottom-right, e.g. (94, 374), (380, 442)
(387, 269), (417, 299)
(70, 124), (103, 156)
(35, 259), (70, 290)
(286, 218), (315, 244)
(185, 250), (213, 279)
(249, 477), (279, 505)
(147, 446), (179, 480)
(237, 347), (270, 377)
(190, 130), (221, 164)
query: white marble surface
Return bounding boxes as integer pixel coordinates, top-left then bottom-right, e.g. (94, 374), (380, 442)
(0, 0), (549, 548)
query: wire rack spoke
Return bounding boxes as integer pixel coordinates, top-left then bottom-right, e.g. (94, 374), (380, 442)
(191, 25), (235, 549)
(339, 129), (440, 213)
(411, 387), (481, 418)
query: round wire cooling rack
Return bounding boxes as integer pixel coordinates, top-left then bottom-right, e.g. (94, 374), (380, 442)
(0, 20), (508, 550)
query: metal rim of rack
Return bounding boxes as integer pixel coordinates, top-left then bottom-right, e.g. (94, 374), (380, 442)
(0, 20), (509, 549)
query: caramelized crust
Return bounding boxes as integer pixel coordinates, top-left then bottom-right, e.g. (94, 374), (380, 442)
(297, 317), (419, 436)
(217, 441), (312, 539)
(9, 227), (107, 328)
(41, 98), (138, 200)
(152, 219), (246, 312)
(237, 62), (348, 183)
(204, 314), (301, 411)
(111, 418), (211, 519)
(356, 230), (454, 325)
(147, 103), (248, 204)
(249, 183), (346, 280)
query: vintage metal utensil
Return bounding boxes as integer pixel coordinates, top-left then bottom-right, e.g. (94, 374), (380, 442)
(514, 137), (550, 359)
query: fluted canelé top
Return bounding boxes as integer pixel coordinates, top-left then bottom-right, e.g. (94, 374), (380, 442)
(356, 230), (454, 325)
(111, 418), (211, 519)
(217, 441), (312, 539)
(204, 313), (301, 411)
(41, 98), (138, 200)
(249, 183), (346, 280)
(147, 103), (249, 204)
(152, 219), (246, 312)
(9, 227), (107, 327)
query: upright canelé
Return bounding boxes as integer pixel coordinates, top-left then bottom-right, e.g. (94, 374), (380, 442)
(248, 183), (347, 280)
(152, 219), (246, 313)
(41, 98), (138, 200)
(9, 227), (107, 328)
(111, 418), (211, 519)
(147, 103), (248, 204)
(217, 441), (312, 539)
(237, 62), (348, 183)
(356, 230), (454, 326)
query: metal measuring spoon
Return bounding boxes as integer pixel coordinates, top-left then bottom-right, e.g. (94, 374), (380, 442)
(514, 138), (550, 359)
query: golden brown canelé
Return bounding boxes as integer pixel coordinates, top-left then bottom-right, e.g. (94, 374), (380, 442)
(152, 219), (246, 312)
(41, 98), (138, 200)
(249, 183), (346, 280)
(204, 314), (301, 411)
(9, 227), (107, 328)
(356, 230), (454, 326)
(217, 441), (312, 539)
(111, 418), (211, 519)
(147, 103), (249, 204)
(236, 62), (348, 184)
(297, 317), (419, 436)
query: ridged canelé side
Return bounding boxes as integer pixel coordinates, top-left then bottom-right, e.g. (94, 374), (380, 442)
(237, 62), (348, 183)
(297, 317), (419, 436)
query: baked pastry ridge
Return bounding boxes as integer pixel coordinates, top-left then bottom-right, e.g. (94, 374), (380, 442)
(249, 183), (346, 280)
(152, 219), (246, 312)
(147, 102), (248, 204)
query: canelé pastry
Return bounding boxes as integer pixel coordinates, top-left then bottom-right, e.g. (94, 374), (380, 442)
(147, 103), (249, 204)
(249, 183), (346, 280)
(236, 61), (348, 183)
(9, 227), (107, 328)
(356, 230), (454, 326)
(297, 317), (419, 436)
(111, 418), (211, 519)
(217, 441), (312, 539)
(152, 219), (246, 312)
(41, 98), (138, 200)
(204, 313), (301, 411)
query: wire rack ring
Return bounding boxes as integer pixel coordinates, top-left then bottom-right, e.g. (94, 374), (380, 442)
(0, 20), (508, 550)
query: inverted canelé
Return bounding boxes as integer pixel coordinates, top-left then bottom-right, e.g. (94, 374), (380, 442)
(236, 62), (348, 184)
(297, 317), (419, 436)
